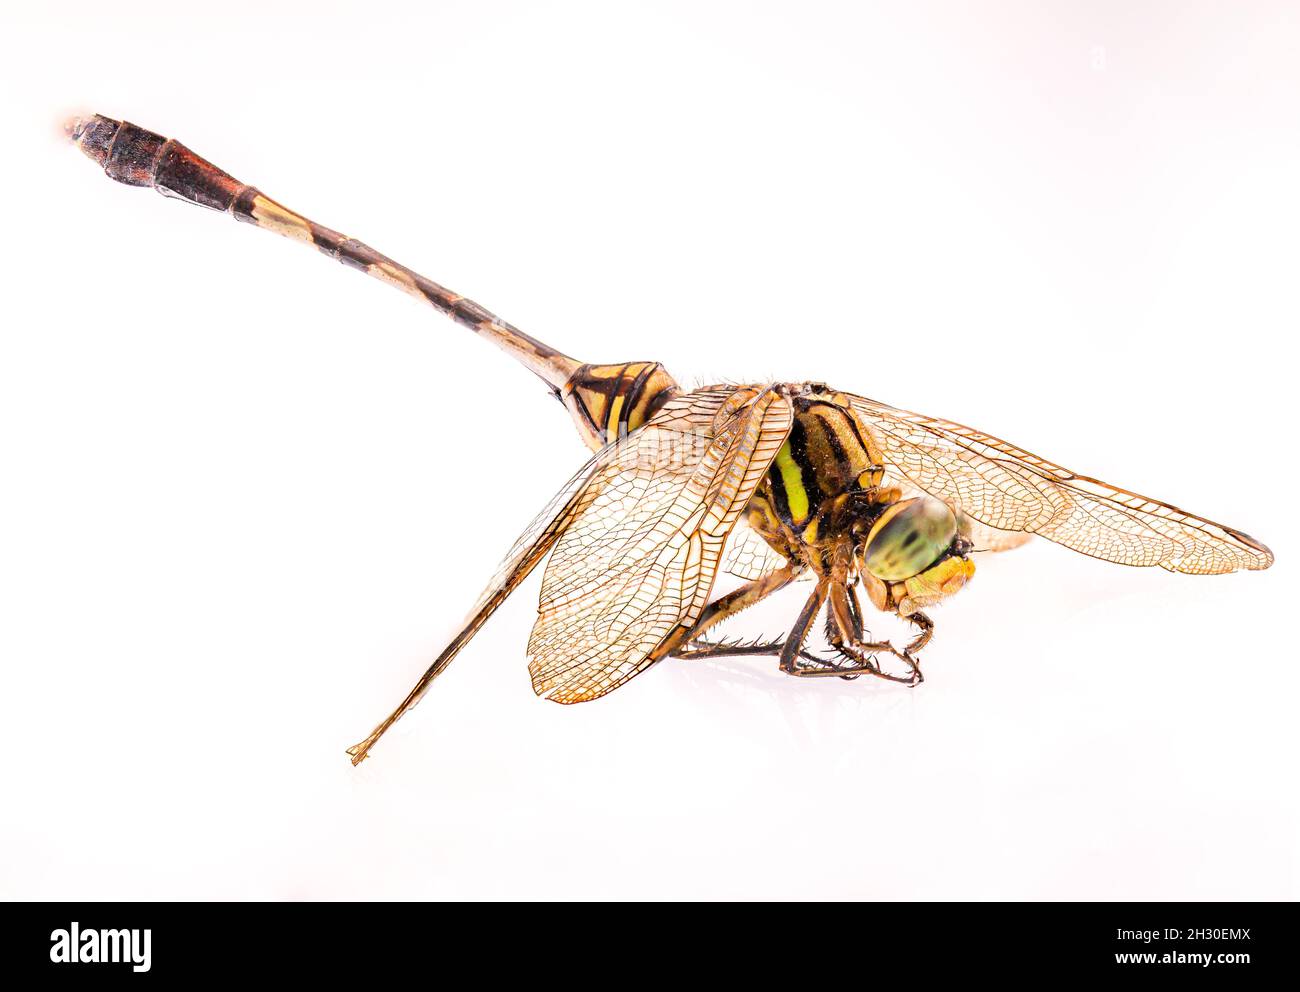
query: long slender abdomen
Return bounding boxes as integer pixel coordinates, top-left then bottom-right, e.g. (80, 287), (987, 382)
(66, 114), (582, 391)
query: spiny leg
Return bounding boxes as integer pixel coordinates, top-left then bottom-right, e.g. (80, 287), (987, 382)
(662, 563), (802, 662)
(666, 564), (855, 673)
(823, 580), (864, 642)
(778, 580), (831, 674)
(674, 639), (828, 666)
(674, 574), (888, 678)
(666, 569), (900, 679)
(670, 565), (850, 672)
(820, 580), (870, 680)
(904, 610), (934, 655)
(840, 584), (933, 661)
(776, 579), (908, 682)
(813, 582), (929, 685)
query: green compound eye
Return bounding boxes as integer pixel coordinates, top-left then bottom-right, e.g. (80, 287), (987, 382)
(862, 498), (958, 581)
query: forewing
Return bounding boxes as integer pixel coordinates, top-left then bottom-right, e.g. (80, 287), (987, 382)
(848, 394), (1272, 575)
(528, 386), (794, 703)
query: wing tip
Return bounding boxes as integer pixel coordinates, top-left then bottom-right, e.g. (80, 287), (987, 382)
(1231, 528), (1274, 571)
(1163, 528), (1274, 574)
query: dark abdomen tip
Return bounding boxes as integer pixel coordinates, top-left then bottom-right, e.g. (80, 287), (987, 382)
(66, 112), (247, 211)
(65, 113), (120, 168)
(65, 114), (164, 186)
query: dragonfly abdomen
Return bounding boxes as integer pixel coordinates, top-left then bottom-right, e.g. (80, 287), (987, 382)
(67, 114), (582, 392)
(561, 362), (679, 450)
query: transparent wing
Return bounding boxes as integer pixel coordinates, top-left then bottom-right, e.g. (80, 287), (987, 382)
(346, 432), (621, 763)
(847, 394), (1272, 575)
(528, 386), (794, 703)
(459, 387), (753, 624)
(349, 385), (776, 761)
(961, 516), (1034, 554)
(720, 519), (792, 581)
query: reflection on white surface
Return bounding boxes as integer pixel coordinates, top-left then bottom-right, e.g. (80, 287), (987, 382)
(6, 534), (1291, 900)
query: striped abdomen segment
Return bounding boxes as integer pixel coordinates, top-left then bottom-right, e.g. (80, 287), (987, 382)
(561, 362), (679, 450)
(66, 114), (581, 392)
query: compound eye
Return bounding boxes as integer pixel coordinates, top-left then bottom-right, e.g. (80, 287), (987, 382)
(862, 498), (958, 581)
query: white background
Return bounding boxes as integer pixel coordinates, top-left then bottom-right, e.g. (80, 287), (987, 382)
(1, 2), (1295, 900)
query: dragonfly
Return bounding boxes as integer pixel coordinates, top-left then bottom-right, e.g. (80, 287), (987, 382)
(67, 114), (1274, 765)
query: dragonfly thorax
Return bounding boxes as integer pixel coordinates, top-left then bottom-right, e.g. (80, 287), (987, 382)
(746, 390), (888, 553)
(745, 388), (976, 615)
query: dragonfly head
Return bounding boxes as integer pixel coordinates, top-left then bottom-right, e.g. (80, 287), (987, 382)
(857, 497), (976, 615)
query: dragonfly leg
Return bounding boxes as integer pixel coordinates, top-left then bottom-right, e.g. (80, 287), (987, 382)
(787, 581), (927, 685)
(777, 579), (831, 674)
(658, 563), (802, 660)
(902, 610), (935, 655)
(668, 565), (851, 673)
(675, 638), (829, 668)
(819, 578), (868, 679)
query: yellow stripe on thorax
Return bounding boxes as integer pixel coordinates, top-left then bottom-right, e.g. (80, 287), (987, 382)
(774, 440), (809, 523)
